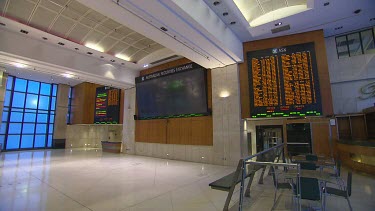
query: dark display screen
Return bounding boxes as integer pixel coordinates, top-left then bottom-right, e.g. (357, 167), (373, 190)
(135, 63), (208, 119)
(247, 42), (322, 118)
(94, 87), (121, 124)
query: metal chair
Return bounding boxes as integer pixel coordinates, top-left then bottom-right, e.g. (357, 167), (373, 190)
(299, 162), (324, 210)
(324, 171), (353, 211)
(306, 154), (318, 161)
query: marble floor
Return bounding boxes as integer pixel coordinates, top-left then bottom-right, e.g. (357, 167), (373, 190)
(0, 149), (374, 211)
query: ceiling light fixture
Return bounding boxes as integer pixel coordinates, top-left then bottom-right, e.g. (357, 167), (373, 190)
(323, 2), (330, 6)
(110, 59), (115, 62)
(20, 29), (28, 34)
(143, 64), (149, 68)
(100, 56), (104, 58)
(334, 26), (343, 30)
(58, 42), (65, 46)
(85, 43), (104, 52)
(213, 1), (220, 6)
(275, 22), (282, 26)
(61, 73), (74, 78)
(160, 27), (168, 32)
(42, 37), (48, 40)
(223, 12), (228, 16)
(14, 63), (27, 68)
(115, 53), (130, 61)
(354, 9), (361, 14)
(75, 47), (79, 50)
(370, 18), (375, 21)
(0, 22), (6, 26)
(230, 21), (236, 25)
(87, 52), (93, 55)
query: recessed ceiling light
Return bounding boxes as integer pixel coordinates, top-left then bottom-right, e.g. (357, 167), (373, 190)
(110, 59), (115, 62)
(354, 9), (361, 14)
(58, 42), (65, 46)
(160, 27), (168, 32)
(14, 63), (27, 68)
(323, 2), (330, 6)
(143, 64), (149, 68)
(121, 63), (125, 65)
(115, 53), (130, 61)
(75, 47), (79, 50)
(275, 22), (282, 26)
(61, 73), (74, 78)
(213, 1), (220, 6)
(371, 18), (375, 21)
(230, 21), (236, 25)
(100, 56), (104, 58)
(42, 37), (48, 40)
(20, 29), (29, 34)
(85, 43), (104, 52)
(0, 22), (5, 26)
(334, 26), (343, 30)
(87, 52), (93, 55)
(223, 12), (228, 16)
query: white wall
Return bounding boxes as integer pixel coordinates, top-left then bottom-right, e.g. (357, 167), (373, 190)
(325, 36), (375, 114)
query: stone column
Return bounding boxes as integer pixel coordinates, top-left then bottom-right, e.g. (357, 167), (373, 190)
(122, 87), (136, 154)
(53, 84), (70, 148)
(211, 64), (243, 166)
(0, 72), (7, 150)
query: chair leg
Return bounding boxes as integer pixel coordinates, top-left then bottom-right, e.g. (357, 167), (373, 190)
(347, 197), (353, 211)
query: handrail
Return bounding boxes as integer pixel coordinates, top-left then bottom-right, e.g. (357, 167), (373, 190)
(242, 143), (284, 161)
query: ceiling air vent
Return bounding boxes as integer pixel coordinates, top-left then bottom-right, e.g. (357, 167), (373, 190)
(150, 55), (179, 65)
(271, 25), (290, 34)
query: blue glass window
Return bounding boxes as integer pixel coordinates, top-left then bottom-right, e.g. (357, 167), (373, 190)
(10, 112), (23, 122)
(2, 111), (9, 122)
(20, 135), (34, 148)
(4, 91), (11, 106)
(47, 135), (53, 147)
(22, 123), (35, 134)
(25, 94), (38, 109)
(12, 92), (26, 108)
(0, 123), (7, 134)
(0, 135), (5, 150)
(52, 84), (58, 96)
(36, 124), (47, 134)
(14, 78), (27, 92)
(2, 76), (58, 150)
(27, 81), (40, 94)
(38, 96), (50, 110)
(34, 135), (46, 147)
(6, 76), (13, 90)
(6, 135), (20, 149)
(24, 113), (36, 122)
(40, 83), (51, 95)
(8, 123), (22, 134)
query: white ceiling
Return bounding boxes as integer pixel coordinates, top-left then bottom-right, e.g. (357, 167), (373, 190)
(0, 0), (374, 87)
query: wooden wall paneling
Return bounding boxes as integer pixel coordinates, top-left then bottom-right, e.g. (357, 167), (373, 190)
(311, 122), (331, 157)
(167, 118), (192, 145)
(149, 119), (167, 143)
(351, 115), (367, 139)
(206, 69), (212, 109)
(71, 82), (101, 124)
(239, 30), (333, 118)
(336, 117), (351, 139)
(167, 119), (180, 144)
(119, 89), (125, 124)
(191, 116), (213, 145)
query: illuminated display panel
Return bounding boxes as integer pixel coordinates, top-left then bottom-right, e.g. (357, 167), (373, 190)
(247, 42), (322, 118)
(94, 87), (120, 124)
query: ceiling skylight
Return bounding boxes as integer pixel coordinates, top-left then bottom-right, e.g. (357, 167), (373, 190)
(234, 0), (309, 27)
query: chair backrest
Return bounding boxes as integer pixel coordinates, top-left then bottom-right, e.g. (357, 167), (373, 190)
(347, 171), (352, 196)
(337, 160), (342, 177)
(300, 162), (317, 170)
(306, 154), (318, 161)
(300, 177), (321, 201)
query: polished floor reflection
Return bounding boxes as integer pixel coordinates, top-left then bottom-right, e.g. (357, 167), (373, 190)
(0, 149), (374, 211)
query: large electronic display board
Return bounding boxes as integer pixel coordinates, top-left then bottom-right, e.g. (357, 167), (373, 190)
(247, 42), (322, 118)
(94, 87), (121, 124)
(135, 63), (209, 119)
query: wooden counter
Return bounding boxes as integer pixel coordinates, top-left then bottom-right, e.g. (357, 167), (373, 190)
(337, 140), (375, 175)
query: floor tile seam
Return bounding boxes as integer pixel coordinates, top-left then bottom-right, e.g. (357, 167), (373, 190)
(29, 174), (94, 211)
(120, 168), (233, 211)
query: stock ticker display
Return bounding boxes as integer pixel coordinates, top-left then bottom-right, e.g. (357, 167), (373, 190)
(94, 87), (120, 124)
(247, 42), (322, 118)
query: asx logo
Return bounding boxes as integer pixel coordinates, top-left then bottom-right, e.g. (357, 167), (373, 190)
(272, 48), (278, 54)
(272, 48), (287, 54)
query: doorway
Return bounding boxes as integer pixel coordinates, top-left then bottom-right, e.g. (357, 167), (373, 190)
(256, 125), (283, 152)
(286, 123), (312, 156)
